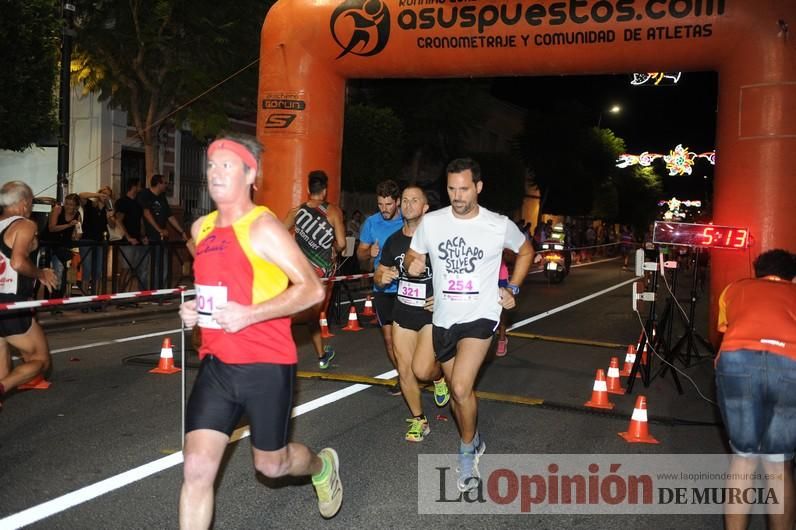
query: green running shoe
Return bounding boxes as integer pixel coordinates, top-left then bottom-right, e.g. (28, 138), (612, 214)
(319, 346), (335, 370)
(313, 448), (343, 518)
(433, 378), (450, 407)
(405, 417), (430, 442)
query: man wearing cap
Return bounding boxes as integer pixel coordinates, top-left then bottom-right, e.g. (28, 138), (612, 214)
(178, 136), (343, 526)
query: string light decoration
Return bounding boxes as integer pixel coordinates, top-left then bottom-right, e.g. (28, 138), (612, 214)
(616, 144), (716, 176)
(657, 197), (702, 220)
(631, 72), (682, 86)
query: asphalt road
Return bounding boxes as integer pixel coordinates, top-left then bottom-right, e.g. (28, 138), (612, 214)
(0, 258), (767, 529)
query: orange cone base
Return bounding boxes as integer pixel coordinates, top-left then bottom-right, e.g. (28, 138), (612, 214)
(618, 431), (659, 444)
(606, 386), (626, 395)
(19, 376), (52, 390)
(321, 330), (335, 338)
(150, 359), (181, 375)
(584, 399), (615, 410)
(343, 325), (363, 332)
(150, 365), (181, 375)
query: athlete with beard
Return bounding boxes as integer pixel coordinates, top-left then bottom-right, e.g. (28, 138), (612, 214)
(375, 185), (450, 442)
(406, 158), (533, 492)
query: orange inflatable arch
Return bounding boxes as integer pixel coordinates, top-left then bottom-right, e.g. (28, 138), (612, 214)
(256, 0), (795, 338)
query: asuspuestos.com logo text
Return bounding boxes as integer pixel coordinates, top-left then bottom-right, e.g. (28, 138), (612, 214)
(397, 0), (726, 34)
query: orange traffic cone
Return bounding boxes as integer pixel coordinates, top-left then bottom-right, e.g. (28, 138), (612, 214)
(619, 395), (659, 444)
(606, 357), (626, 395)
(342, 306), (363, 332)
(150, 337), (181, 374)
(361, 295), (375, 317)
(619, 345), (639, 378)
(19, 374), (52, 390)
(319, 311), (334, 338)
(584, 369), (614, 410)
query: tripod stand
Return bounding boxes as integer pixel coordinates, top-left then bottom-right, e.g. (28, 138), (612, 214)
(667, 247), (714, 366)
(626, 250), (683, 394)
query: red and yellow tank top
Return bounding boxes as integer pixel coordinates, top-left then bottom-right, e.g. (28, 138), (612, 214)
(194, 206), (296, 364)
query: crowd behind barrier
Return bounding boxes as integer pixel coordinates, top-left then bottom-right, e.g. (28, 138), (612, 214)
(34, 239), (193, 299)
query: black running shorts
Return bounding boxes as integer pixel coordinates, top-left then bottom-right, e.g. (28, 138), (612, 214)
(373, 292), (396, 327)
(0, 310), (34, 338)
(433, 319), (499, 363)
(392, 304), (432, 332)
(185, 355), (295, 451)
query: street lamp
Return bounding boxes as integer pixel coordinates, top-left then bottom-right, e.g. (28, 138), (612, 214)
(597, 105), (621, 128)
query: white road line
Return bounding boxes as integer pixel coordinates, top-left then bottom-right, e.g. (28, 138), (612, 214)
(508, 276), (639, 331)
(0, 369), (398, 530)
(51, 329), (182, 355)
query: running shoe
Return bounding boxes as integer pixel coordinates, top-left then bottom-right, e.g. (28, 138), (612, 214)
(433, 378), (450, 407)
(496, 338), (508, 357)
(313, 448), (343, 519)
(405, 417), (430, 442)
(456, 436), (486, 493)
(318, 346), (335, 370)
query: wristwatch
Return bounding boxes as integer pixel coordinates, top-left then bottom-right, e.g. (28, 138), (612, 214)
(506, 283), (520, 296)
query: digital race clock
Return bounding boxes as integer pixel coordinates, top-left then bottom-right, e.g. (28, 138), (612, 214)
(653, 221), (750, 250)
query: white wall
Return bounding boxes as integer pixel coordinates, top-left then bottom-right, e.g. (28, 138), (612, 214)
(0, 146), (58, 199)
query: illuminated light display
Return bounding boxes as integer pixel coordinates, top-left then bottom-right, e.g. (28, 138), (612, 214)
(617, 144), (715, 176)
(657, 197), (702, 220)
(653, 221), (750, 250)
(631, 72), (682, 86)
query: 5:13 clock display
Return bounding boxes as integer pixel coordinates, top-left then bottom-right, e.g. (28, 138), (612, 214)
(653, 221), (750, 249)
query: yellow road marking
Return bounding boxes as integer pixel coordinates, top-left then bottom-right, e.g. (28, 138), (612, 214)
(507, 331), (624, 349)
(297, 371), (544, 406)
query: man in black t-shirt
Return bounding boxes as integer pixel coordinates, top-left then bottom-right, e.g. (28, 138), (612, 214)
(374, 185), (449, 443)
(77, 186), (115, 294)
(116, 179), (148, 291)
(137, 174), (187, 288)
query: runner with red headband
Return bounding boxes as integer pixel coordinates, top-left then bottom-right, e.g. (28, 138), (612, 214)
(178, 136), (343, 526)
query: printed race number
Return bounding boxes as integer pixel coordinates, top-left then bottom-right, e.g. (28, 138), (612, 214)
(441, 273), (479, 302)
(195, 284), (228, 329)
(398, 279), (427, 307)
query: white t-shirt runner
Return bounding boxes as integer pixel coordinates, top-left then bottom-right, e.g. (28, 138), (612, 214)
(410, 206), (526, 329)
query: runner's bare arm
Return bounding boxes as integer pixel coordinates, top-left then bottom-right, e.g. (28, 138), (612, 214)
(215, 212), (323, 330)
(356, 240), (374, 270)
(9, 220), (56, 290)
(179, 217), (205, 326)
(404, 248), (427, 277)
(329, 205), (347, 253)
(283, 206), (299, 231)
(374, 263), (398, 288)
(508, 239), (533, 287)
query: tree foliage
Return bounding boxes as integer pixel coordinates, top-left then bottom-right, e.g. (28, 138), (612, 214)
(72, 0), (272, 176)
(0, 0), (59, 151)
(515, 100), (662, 228)
(341, 104), (404, 193)
(355, 79), (491, 182)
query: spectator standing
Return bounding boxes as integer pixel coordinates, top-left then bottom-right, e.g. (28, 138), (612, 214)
(115, 179), (148, 291)
(77, 187), (115, 294)
(138, 174), (187, 288)
(46, 193), (81, 298)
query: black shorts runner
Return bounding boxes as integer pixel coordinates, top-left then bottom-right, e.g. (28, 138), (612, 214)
(0, 310), (34, 338)
(393, 304), (432, 332)
(433, 319), (499, 363)
(185, 355), (295, 451)
(373, 292), (396, 326)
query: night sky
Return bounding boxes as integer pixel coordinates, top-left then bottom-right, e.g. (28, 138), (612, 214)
(491, 71), (718, 202)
